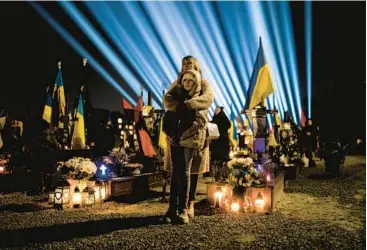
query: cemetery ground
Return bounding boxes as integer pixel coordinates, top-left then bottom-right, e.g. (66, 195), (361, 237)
(0, 156), (365, 250)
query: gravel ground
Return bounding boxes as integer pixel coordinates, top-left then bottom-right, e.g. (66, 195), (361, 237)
(0, 156), (365, 250)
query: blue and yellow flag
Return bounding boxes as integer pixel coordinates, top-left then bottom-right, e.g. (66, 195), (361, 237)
(229, 103), (238, 148)
(245, 38), (274, 110)
(52, 62), (66, 127)
(42, 93), (53, 124)
(72, 95), (85, 148)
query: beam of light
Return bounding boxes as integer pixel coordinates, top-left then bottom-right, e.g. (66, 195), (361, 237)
(189, 2), (242, 115)
(171, 2), (229, 114)
(36, 1), (304, 123)
(203, 2), (245, 108)
(29, 1), (136, 105)
(305, 1), (312, 118)
(84, 2), (162, 104)
(264, 1), (294, 117)
(235, 2), (257, 88)
(280, 2), (303, 125)
(59, 1), (151, 104)
(141, 1), (234, 115)
(122, 2), (178, 81)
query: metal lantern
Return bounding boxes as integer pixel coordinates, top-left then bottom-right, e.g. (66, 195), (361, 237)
(48, 192), (55, 204)
(255, 192), (265, 212)
(100, 182), (107, 200)
(73, 186), (82, 207)
(54, 179), (70, 208)
(82, 187), (95, 206)
(94, 184), (101, 203)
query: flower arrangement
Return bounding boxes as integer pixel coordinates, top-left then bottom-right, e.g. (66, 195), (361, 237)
(227, 157), (264, 187)
(107, 147), (127, 165)
(57, 157), (97, 180)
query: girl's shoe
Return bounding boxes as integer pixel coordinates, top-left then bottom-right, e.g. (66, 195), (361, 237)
(188, 201), (195, 218)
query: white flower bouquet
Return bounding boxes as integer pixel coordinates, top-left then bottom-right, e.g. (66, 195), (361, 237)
(57, 157), (97, 180)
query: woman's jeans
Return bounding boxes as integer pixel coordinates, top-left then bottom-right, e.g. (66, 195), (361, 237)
(169, 145), (199, 213)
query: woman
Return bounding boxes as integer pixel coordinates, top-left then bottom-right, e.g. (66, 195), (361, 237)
(301, 119), (317, 167)
(163, 56), (213, 224)
(210, 106), (231, 180)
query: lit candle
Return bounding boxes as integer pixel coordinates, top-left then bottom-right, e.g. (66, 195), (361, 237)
(231, 201), (240, 212)
(214, 191), (223, 208)
(255, 193), (265, 212)
(73, 186), (82, 207)
(266, 174), (271, 183)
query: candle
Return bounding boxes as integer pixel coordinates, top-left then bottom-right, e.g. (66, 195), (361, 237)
(214, 191), (223, 208)
(231, 201), (240, 212)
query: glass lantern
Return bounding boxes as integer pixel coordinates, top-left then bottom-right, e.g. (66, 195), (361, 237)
(73, 186), (82, 208)
(54, 179), (70, 209)
(94, 184), (101, 203)
(100, 182), (107, 200)
(48, 191), (55, 204)
(255, 192), (265, 213)
(82, 187), (95, 206)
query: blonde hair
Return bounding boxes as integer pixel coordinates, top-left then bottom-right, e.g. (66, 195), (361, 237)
(182, 55), (201, 74)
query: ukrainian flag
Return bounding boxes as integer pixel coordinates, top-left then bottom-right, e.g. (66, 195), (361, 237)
(72, 95), (85, 148)
(245, 38), (274, 110)
(52, 63), (66, 126)
(42, 93), (53, 124)
(229, 103), (238, 148)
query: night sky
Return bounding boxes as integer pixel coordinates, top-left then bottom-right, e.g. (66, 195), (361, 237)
(0, 1), (365, 141)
